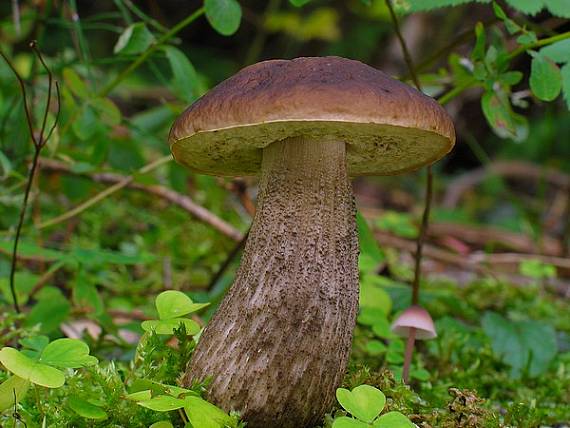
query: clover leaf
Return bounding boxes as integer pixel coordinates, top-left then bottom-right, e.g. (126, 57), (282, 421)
(39, 339), (98, 368)
(68, 396), (108, 420)
(155, 290), (209, 320)
(141, 291), (208, 335)
(373, 411), (415, 427)
(0, 338), (97, 389)
(336, 385), (386, 423)
(0, 347), (65, 388)
(334, 385), (414, 428)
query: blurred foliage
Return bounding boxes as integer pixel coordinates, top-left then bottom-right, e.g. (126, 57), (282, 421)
(1, 0), (569, 426)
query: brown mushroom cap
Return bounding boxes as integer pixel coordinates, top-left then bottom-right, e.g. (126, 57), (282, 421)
(169, 56), (455, 177)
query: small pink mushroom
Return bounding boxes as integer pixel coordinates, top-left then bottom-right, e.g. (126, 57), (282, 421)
(391, 305), (437, 382)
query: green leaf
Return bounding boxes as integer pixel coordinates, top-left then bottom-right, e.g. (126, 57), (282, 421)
(505, 0), (544, 15)
(499, 71), (523, 85)
(530, 53), (562, 101)
(149, 422), (174, 428)
(482, 312), (558, 378)
(0, 240), (64, 262)
(411, 368), (431, 381)
(90, 97), (122, 126)
(519, 259), (556, 279)
(39, 339), (98, 369)
(540, 39), (570, 63)
(184, 396), (234, 428)
(365, 340), (387, 356)
(373, 411), (414, 427)
(336, 385), (386, 423)
(0, 375), (30, 412)
(358, 307), (389, 326)
(24, 287), (71, 334)
(357, 212), (384, 272)
(138, 395), (186, 411)
(19, 336), (49, 354)
(517, 32), (537, 46)
(141, 318), (201, 335)
(289, 0), (312, 5)
(404, 0), (490, 13)
(74, 271), (104, 315)
(162, 46), (199, 102)
(155, 290), (209, 320)
(68, 397), (108, 420)
(332, 417), (369, 428)
(561, 63), (570, 109)
(481, 91), (516, 137)
(114, 22), (155, 55)
(359, 282), (392, 314)
(545, 0), (570, 17)
(386, 340), (405, 364)
(204, 0), (242, 36)
(0, 148), (12, 180)
(375, 211), (417, 239)
(63, 68), (89, 98)
(125, 390), (153, 401)
(0, 348), (65, 388)
(472, 22), (486, 61)
(73, 104), (99, 141)
(371, 318), (393, 339)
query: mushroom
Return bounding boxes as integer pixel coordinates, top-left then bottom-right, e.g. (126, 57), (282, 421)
(169, 56), (454, 428)
(391, 305), (437, 382)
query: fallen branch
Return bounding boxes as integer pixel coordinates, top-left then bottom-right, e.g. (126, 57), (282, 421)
(38, 157), (244, 242)
(374, 230), (570, 296)
(443, 161), (570, 209)
(427, 222), (562, 256)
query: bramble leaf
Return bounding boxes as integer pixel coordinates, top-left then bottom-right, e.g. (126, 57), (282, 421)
(530, 53), (562, 101)
(114, 23), (155, 55)
(204, 0), (242, 36)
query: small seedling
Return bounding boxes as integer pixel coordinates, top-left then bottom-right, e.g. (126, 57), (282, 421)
(141, 290), (209, 335)
(126, 379), (239, 428)
(0, 337), (97, 410)
(332, 384), (414, 428)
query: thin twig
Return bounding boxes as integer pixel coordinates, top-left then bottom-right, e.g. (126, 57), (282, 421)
(386, 0), (434, 384)
(1, 42), (60, 313)
(385, 0), (421, 90)
(385, 0), (429, 307)
(36, 155), (171, 230)
(38, 157), (243, 241)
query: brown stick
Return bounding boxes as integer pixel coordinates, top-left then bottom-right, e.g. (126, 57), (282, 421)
(38, 157), (244, 242)
(443, 161), (570, 209)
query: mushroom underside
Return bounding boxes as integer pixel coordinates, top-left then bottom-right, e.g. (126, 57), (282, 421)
(183, 136), (360, 428)
(171, 120), (452, 177)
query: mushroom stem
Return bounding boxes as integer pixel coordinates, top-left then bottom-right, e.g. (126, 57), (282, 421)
(183, 137), (359, 428)
(402, 327), (417, 383)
